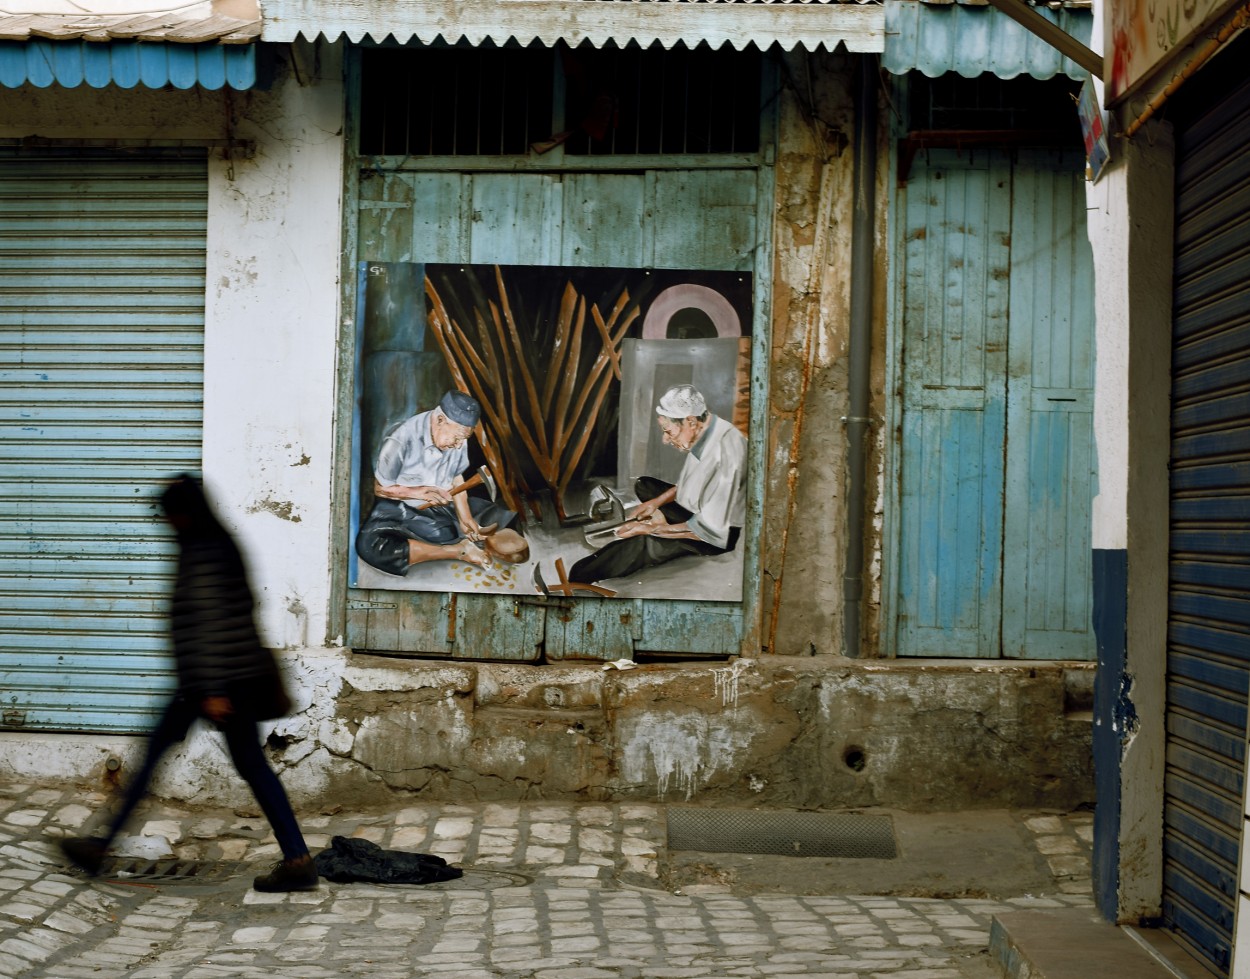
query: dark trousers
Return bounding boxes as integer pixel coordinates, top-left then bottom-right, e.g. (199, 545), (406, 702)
(356, 497), (516, 576)
(568, 477), (740, 584)
(102, 694), (308, 861)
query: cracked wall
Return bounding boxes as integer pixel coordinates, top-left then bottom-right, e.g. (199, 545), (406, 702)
(28, 653), (1093, 811)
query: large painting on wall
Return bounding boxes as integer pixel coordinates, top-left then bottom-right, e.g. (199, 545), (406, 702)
(349, 262), (753, 602)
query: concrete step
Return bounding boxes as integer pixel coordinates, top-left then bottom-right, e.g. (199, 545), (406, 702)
(990, 909), (1196, 979)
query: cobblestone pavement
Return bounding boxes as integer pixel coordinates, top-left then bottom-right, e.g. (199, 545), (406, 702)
(0, 782), (1095, 979)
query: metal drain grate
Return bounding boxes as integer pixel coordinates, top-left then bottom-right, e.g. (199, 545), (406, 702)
(667, 809), (899, 859)
(420, 868), (532, 890)
(61, 858), (247, 885)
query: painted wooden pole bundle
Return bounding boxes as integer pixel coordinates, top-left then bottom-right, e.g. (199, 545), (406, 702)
(425, 266), (637, 520)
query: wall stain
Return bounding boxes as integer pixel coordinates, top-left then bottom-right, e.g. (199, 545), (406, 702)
(248, 498), (302, 522)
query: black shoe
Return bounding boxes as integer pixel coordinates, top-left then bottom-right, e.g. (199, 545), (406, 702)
(253, 855), (319, 892)
(59, 837), (107, 877)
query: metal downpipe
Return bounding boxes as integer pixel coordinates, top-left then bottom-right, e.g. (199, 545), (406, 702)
(843, 55), (878, 658)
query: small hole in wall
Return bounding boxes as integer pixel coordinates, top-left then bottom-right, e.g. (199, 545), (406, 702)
(843, 746), (867, 772)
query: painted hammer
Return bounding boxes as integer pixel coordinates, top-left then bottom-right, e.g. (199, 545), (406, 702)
(414, 465), (496, 511)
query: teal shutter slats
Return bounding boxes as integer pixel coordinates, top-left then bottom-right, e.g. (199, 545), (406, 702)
(1002, 151), (1096, 658)
(897, 152), (1009, 657)
(895, 148), (1095, 660)
(0, 149), (207, 732)
(351, 166), (759, 660)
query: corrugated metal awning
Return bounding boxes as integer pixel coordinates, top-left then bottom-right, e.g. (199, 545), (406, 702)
(884, 0), (1093, 79)
(0, 8), (260, 89)
(261, 0), (886, 53)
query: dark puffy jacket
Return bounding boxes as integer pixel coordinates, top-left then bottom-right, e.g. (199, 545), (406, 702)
(161, 475), (273, 702)
(170, 535), (270, 699)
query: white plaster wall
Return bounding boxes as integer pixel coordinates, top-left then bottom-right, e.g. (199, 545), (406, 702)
(1087, 164), (1130, 553)
(1085, 0), (1174, 918)
(199, 43), (345, 652)
(1115, 123), (1175, 924)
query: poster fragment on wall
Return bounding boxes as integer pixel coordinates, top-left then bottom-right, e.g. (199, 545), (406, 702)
(1106, 0), (1241, 103)
(349, 262), (753, 602)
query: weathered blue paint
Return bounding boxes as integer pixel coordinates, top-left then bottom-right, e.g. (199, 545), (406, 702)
(350, 163), (764, 661)
(0, 39), (257, 90)
(1002, 152), (1097, 659)
(883, 1), (1093, 81)
(897, 151), (1009, 657)
(0, 150), (206, 734)
(895, 149), (1096, 659)
(1092, 547), (1127, 922)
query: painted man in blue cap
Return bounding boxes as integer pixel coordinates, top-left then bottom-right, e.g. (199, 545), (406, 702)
(355, 390), (517, 573)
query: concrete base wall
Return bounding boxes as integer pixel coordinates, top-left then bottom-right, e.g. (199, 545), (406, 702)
(0, 655), (1094, 813)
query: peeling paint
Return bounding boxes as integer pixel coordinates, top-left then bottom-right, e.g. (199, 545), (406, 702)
(247, 497), (302, 523)
(618, 711), (755, 802)
(712, 658), (754, 708)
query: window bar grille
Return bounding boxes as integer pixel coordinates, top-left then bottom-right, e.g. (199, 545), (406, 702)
(500, 56), (508, 154)
(657, 51), (667, 154)
(451, 57), (461, 155)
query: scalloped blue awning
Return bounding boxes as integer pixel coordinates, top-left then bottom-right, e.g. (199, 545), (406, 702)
(0, 39), (257, 90)
(884, 1), (1093, 80)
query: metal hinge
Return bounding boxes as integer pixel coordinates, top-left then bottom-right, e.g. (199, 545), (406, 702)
(513, 596), (575, 613)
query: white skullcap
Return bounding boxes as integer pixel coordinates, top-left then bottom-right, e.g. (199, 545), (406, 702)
(656, 384), (707, 418)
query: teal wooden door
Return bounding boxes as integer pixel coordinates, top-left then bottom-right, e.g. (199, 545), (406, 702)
(895, 149), (1096, 660)
(352, 167), (760, 661)
(1001, 151), (1097, 658)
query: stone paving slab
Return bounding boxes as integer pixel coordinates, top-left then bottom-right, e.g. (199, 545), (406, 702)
(0, 782), (1096, 978)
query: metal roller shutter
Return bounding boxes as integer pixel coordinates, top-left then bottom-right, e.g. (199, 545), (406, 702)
(0, 148), (207, 734)
(1166, 70), (1250, 975)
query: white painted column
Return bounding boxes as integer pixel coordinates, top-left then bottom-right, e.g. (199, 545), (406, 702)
(201, 40), (346, 651)
(1086, 112), (1175, 922)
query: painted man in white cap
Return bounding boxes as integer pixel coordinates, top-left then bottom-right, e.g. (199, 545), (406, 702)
(355, 390), (517, 574)
(569, 383), (747, 584)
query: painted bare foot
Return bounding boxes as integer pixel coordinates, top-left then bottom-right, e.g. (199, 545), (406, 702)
(457, 540), (490, 567)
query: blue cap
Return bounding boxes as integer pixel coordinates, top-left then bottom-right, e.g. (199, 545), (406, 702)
(439, 390), (481, 428)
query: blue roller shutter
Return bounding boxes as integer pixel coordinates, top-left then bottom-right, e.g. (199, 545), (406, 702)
(0, 148), (206, 734)
(1166, 70), (1250, 976)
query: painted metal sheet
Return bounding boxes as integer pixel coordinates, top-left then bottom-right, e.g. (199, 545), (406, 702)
(0, 11), (260, 44)
(0, 149), (207, 734)
(349, 165), (760, 661)
(262, 0), (884, 53)
(1001, 149), (1096, 659)
(0, 38), (257, 89)
(1166, 69), (1250, 978)
(883, 1), (1093, 80)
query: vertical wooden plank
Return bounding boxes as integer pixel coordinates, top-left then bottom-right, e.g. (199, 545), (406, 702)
(453, 596), (545, 660)
(650, 169), (757, 270)
(896, 151), (1010, 657)
(468, 173), (563, 265)
(409, 172), (469, 263)
(359, 172), (415, 262)
(561, 173), (646, 266)
(639, 601), (740, 656)
(544, 599), (637, 662)
(1001, 150), (1096, 660)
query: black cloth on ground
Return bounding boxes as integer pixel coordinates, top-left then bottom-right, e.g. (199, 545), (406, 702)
(313, 835), (464, 885)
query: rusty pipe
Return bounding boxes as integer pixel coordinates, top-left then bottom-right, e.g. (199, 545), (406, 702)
(844, 54), (878, 659)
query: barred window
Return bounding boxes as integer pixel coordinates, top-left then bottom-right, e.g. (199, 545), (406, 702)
(358, 42), (761, 157)
(909, 73), (1082, 143)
